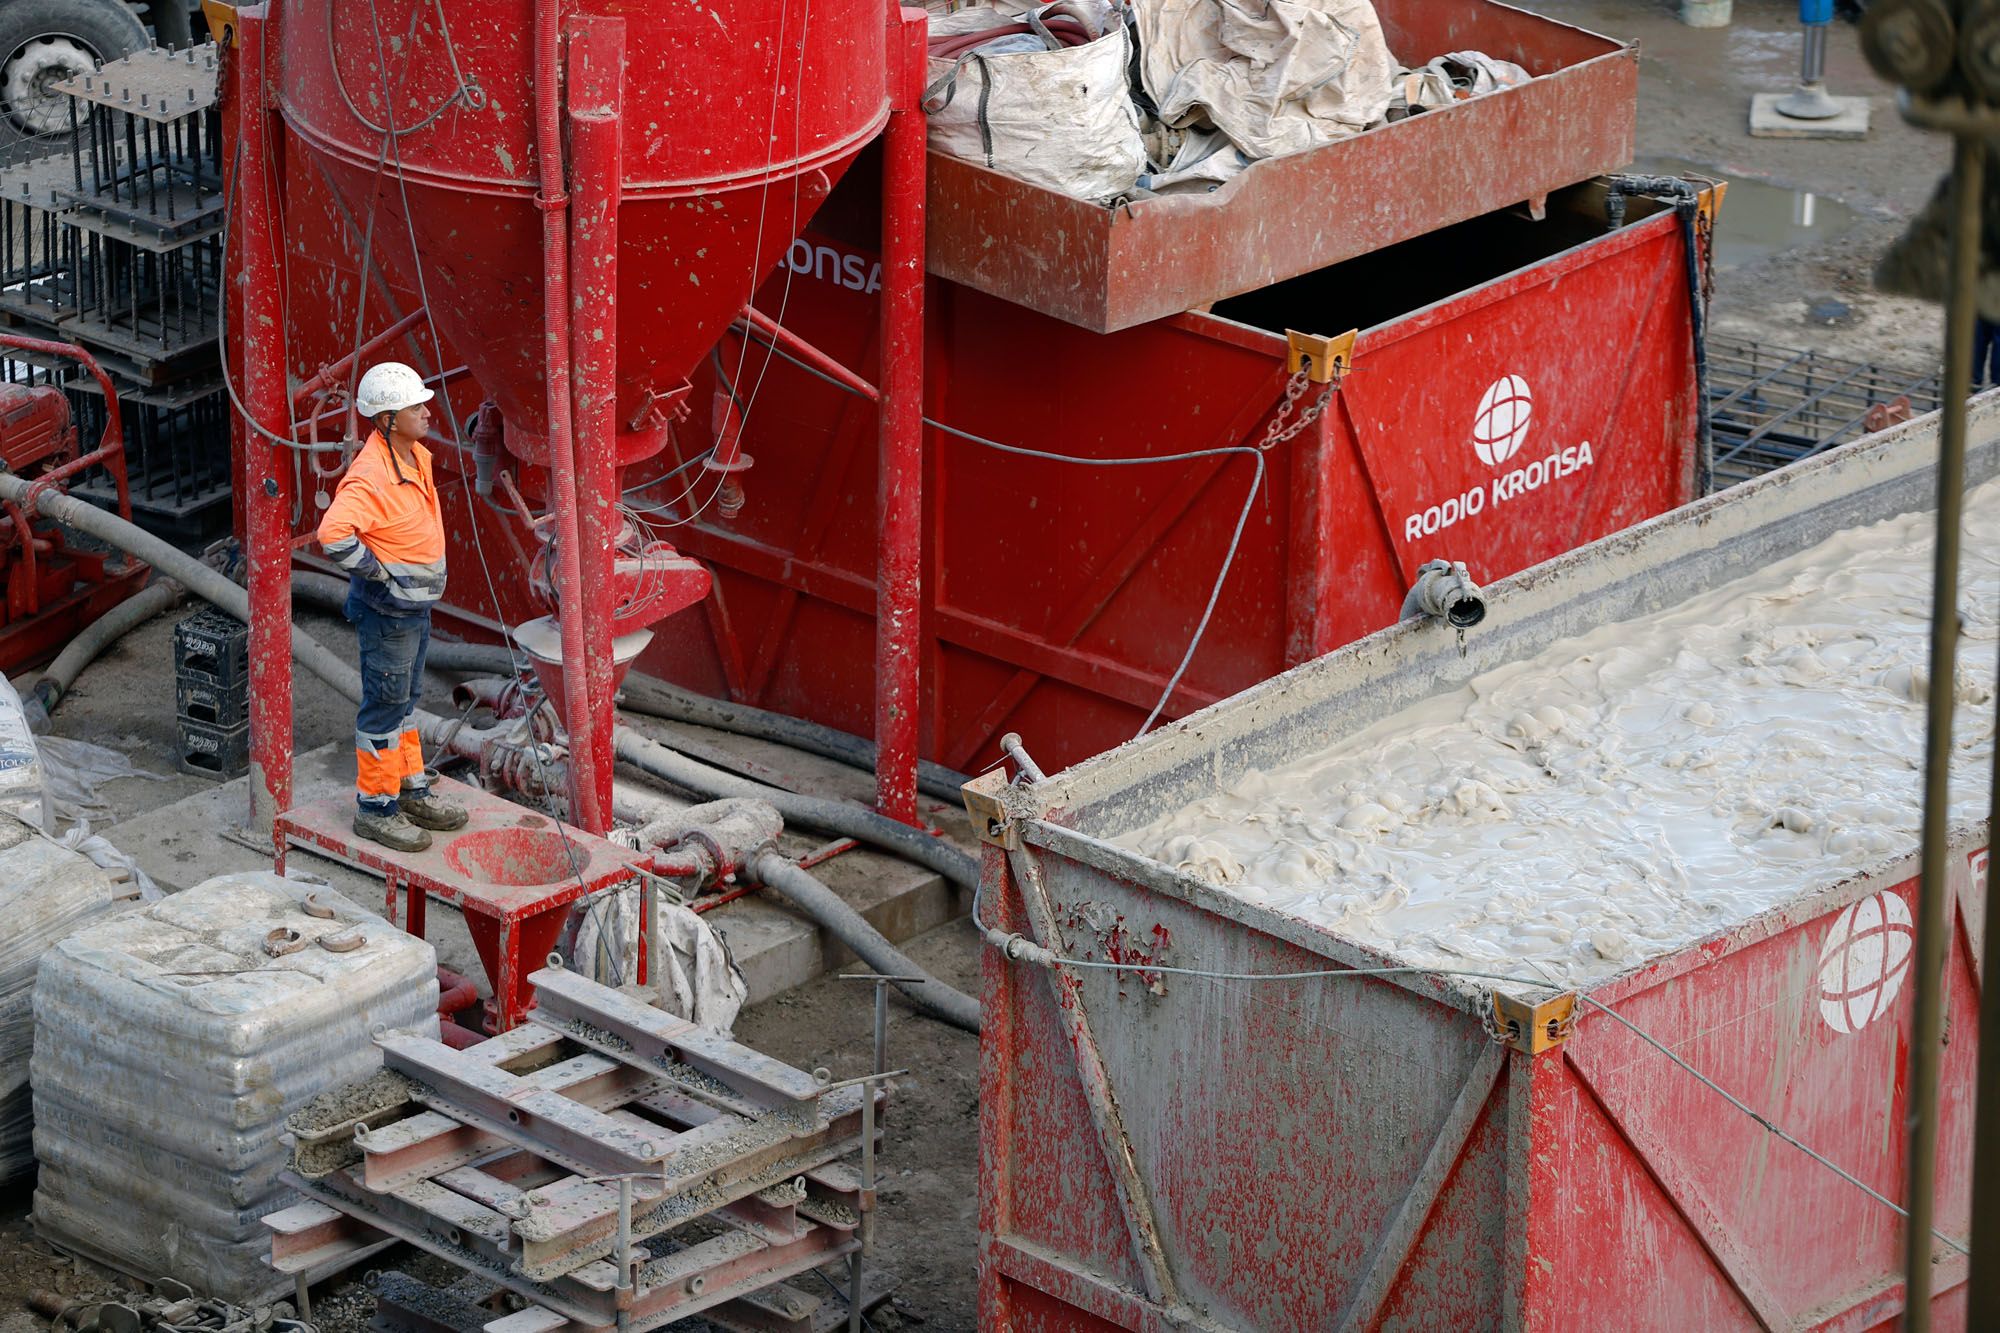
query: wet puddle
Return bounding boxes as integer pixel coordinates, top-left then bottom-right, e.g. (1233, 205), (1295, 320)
(1634, 155), (1861, 269)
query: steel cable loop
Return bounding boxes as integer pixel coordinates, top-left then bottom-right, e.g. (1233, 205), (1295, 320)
(327, 0), (483, 140)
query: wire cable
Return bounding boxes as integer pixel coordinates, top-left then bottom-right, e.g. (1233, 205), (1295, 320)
(1577, 994), (1969, 1255)
(328, 0), (483, 138)
(732, 0), (817, 439)
(721, 323), (1265, 736)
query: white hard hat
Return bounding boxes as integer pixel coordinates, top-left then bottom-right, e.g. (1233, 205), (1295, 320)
(355, 361), (435, 419)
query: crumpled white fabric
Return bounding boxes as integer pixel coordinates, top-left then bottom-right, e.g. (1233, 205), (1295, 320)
(573, 888), (749, 1034)
(1391, 49), (1533, 116)
(36, 734), (169, 826)
(59, 818), (161, 901)
(924, 1), (1145, 201)
(1134, 0), (1396, 161)
(1141, 126), (1254, 192)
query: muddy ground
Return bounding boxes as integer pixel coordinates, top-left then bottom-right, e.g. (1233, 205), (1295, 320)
(0, 2), (1955, 1331)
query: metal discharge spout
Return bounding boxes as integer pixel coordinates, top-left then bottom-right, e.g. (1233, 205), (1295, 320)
(1401, 559), (1488, 629)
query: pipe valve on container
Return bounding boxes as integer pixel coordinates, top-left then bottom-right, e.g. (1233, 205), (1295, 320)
(1401, 559), (1487, 629)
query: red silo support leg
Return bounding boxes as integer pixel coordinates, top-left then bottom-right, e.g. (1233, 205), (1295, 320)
(532, 0), (605, 834)
(874, 7), (929, 826)
(233, 5), (294, 834)
(566, 16), (625, 834)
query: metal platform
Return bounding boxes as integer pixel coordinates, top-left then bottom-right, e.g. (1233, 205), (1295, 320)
(53, 46), (221, 122)
(275, 777), (648, 1030)
(268, 969), (884, 1333)
(1706, 332), (1944, 488)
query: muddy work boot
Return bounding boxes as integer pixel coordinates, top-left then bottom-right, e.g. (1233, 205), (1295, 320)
(400, 786), (469, 832)
(354, 808), (433, 853)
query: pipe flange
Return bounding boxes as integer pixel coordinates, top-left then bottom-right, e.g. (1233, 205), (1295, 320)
(263, 927), (306, 958)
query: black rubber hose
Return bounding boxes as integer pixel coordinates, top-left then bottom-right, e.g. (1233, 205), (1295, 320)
(23, 579), (183, 730)
(748, 849), (981, 1032)
(613, 728), (981, 892)
(618, 674), (973, 803)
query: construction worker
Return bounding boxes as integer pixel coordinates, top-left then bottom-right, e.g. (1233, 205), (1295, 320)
(316, 361), (468, 852)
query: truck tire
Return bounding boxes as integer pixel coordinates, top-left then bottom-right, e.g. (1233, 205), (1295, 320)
(0, 0), (149, 137)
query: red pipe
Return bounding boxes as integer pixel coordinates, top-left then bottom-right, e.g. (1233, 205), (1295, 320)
(3, 501), (39, 615)
(531, 0), (606, 834)
(290, 308), (427, 412)
(736, 309), (880, 403)
(566, 17), (624, 832)
(436, 965), (480, 1017)
(0, 336), (129, 521)
(234, 6), (295, 830)
(440, 1018), (485, 1050)
(874, 8), (930, 826)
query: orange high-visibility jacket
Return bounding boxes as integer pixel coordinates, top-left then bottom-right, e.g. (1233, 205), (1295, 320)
(316, 431), (447, 614)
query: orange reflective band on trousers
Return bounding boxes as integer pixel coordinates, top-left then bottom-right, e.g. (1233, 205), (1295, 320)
(355, 729), (425, 800)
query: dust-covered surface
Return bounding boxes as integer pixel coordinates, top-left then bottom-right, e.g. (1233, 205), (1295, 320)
(1535, 0), (1949, 368)
(0, 922), (980, 1333)
(1126, 479), (1998, 983)
(0, 2), (1950, 1329)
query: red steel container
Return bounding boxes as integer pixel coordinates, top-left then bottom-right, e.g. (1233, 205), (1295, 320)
(968, 412), (1995, 1330)
(632, 181), (1705, 774)
(929, 0), (1638, 331)
(254, 0), (1696, 783)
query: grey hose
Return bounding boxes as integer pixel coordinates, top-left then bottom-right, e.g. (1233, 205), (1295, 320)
(23, 579), (183, 730)
(0, 475), (372, 704)
(748, 849), (981, 1032)
(619, 675), (973, 803)
(613, 728), (981, 892)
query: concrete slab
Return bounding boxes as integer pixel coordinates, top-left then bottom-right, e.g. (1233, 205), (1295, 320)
(1749, 92), (1871, 140)
(101, 723), (978, 1011)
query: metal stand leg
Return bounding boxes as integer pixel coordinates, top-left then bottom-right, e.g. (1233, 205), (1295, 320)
(1776, 22), (1843, 119)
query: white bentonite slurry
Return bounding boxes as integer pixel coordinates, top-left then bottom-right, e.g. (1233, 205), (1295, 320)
(1122, 479), (2000, 985)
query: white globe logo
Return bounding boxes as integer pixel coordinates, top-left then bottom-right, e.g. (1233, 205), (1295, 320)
(1816, 891), (1915, 1034)
(1472, 374), (1533, 467)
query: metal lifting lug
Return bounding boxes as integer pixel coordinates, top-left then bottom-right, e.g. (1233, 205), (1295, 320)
(201, 1), (239, 47)
(960, 769), (1020, 850)
(1490, 989), (1578, 1054)
(1285, 328), (1359, 385)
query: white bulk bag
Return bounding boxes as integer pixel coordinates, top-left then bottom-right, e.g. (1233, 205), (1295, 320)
(1134, 0), (1396, 161)
(924, 3), (1145, 202)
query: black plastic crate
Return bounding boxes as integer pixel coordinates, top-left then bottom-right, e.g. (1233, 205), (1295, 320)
(173, 605), (247, 689)
(176, 715), (247, 779)
(175, 672), (246, 729)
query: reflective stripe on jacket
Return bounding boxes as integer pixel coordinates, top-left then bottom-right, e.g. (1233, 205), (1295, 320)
(316, 431), (447, 615)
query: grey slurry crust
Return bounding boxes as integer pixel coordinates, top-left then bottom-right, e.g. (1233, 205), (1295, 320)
(1127, 480), (1999, 985)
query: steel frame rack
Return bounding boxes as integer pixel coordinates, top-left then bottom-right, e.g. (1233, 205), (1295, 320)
(268, 966), (889, 1333)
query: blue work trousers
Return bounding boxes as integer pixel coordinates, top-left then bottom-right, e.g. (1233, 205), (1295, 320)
(346, 581), (432, 814)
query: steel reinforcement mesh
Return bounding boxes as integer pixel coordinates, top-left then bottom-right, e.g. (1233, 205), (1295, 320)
(1707, 332), (1944, 489)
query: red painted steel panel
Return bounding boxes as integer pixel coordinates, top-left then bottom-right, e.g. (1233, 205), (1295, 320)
(925, 0), (1636, 331)
(978, 838), (1983, 1329)
(627, 187), (1700, 775)
(273, 0), (888, 459)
